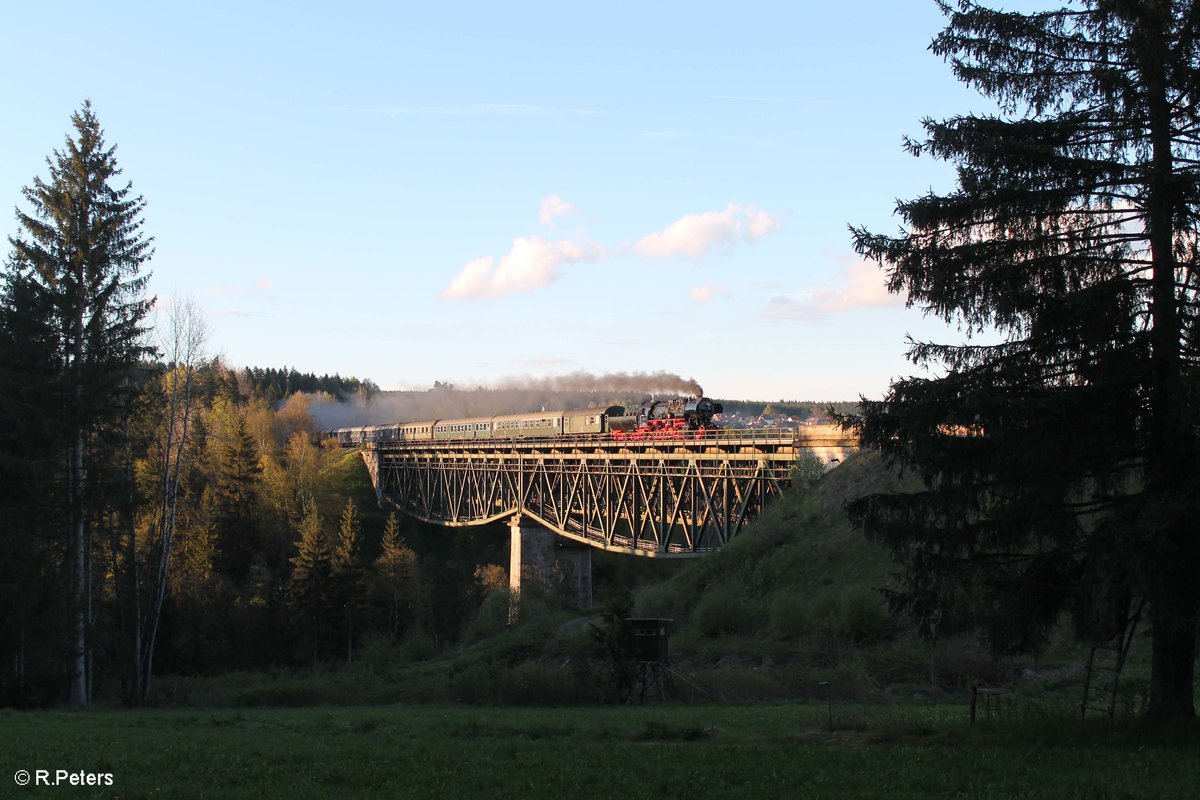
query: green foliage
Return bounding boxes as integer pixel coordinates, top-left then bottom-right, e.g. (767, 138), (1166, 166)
(462, 590), (512, 644)
(691, 583), (749, 638)
(790, 449), (825, 492)
(838, 587), (892, 645)
(396, 630), (436, 663)
(767, 592), (810, 640)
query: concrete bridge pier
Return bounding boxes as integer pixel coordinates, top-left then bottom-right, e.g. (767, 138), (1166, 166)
(508, 515), (555, 596)
(507, 516), (592, 608)
(555, 544), (592, 608)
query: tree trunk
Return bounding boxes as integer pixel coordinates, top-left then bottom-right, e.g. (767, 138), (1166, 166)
(67, 432), (87, 708)
(1139, 5), (1196, 722)
(1147, 528), (1198, 720)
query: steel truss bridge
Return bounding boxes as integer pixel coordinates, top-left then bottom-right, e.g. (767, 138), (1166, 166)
(358, 426), (856, 557)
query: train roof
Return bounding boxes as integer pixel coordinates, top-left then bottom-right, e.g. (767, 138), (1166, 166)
(331, 405), (626, 433)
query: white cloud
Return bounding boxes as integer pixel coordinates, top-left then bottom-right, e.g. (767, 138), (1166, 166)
(690, 283), (732, 303)
(538, 194), (575, 226)
(812, 256), (903, 311)
(634, 204), (778, 261)
(442, 236), (603, 300)
(759, 253), (904, 321)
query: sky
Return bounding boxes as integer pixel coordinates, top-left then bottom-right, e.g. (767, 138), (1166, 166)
(0, 1), (1019, 402)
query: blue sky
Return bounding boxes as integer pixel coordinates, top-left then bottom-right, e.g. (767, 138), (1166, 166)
(2, 1), (1013, 401)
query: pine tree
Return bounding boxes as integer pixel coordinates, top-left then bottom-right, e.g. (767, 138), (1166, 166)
(849, 1), (1200, 719)
(289, 502), (332, 663)
(331, 498), (366, 662)
(375, 512), (423, 640)
(6, 101), (154, 706)
(211, 413), (262, 580)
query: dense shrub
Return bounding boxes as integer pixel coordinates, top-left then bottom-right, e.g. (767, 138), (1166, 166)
(768, 592), (811, 639)
(691, 584), (749, 638)
(398, 630), (436, 663)
(838, 587), (892, 644)
(463, 590), (512, 644)
(632, 582), (677, 618)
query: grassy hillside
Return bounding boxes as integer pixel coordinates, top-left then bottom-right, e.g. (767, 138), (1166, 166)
(632, 451), (902, 651)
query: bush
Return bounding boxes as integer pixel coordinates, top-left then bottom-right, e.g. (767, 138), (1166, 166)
(498, 662), (576, 705)
(450, 662), (499, 704)
(356, 632), (400, 677)
(807, 589), (843, 637)
(691, 584), (749, 638)
(838, 587), (892, 644)
(768, 592), (811, 639)
(398, 630), (436, 663)
(463, 590), (512, 644)
(632, 582), (677, 618)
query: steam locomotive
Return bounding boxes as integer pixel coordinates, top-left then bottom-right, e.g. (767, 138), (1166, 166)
(329, 396), (724, 447)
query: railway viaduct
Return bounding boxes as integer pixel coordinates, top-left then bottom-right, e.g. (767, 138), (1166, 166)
(353, 425), (859, 605)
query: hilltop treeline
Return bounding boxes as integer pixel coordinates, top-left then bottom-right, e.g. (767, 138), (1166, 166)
(240, 366), (380, 403)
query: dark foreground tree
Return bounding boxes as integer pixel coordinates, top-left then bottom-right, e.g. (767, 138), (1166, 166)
(850, 1), (1199, 720)
(6, 101), (153, 706)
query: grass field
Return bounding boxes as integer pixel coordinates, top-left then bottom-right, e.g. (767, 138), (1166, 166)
(2, 703), (1196, 799)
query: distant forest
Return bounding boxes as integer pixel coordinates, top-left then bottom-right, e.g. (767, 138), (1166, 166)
(716, 399), (859, 421)
(240, 367), (380, 403)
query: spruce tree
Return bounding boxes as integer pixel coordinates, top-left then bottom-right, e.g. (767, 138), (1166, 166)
(289, 502), (332, 663)
(211, 414), (262, 580)
(331, 498), (365, 662)
(6, 101), (153, 706)
(850, 1), (1200, 719)
(375, 512), (422, 640)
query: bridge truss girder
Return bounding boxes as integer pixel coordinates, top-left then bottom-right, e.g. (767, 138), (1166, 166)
(376, 448), (796, 557)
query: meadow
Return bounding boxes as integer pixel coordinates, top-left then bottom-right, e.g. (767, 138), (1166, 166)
(2, 703), (1196, 799)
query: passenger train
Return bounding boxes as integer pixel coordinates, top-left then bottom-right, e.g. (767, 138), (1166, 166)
(329, 397), (724, 446)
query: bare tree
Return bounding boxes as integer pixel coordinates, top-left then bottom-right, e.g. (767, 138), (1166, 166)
(133, 295), (208, 703)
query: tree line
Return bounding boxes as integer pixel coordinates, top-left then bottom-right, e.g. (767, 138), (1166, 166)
(239, 367), (379, 405)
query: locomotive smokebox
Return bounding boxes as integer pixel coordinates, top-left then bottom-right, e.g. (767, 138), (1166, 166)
(683, 397), (723, 428)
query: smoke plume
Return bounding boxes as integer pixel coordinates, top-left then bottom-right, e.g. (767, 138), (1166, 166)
(492, 370), (702, 397)
(307, 371), (704, 430)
